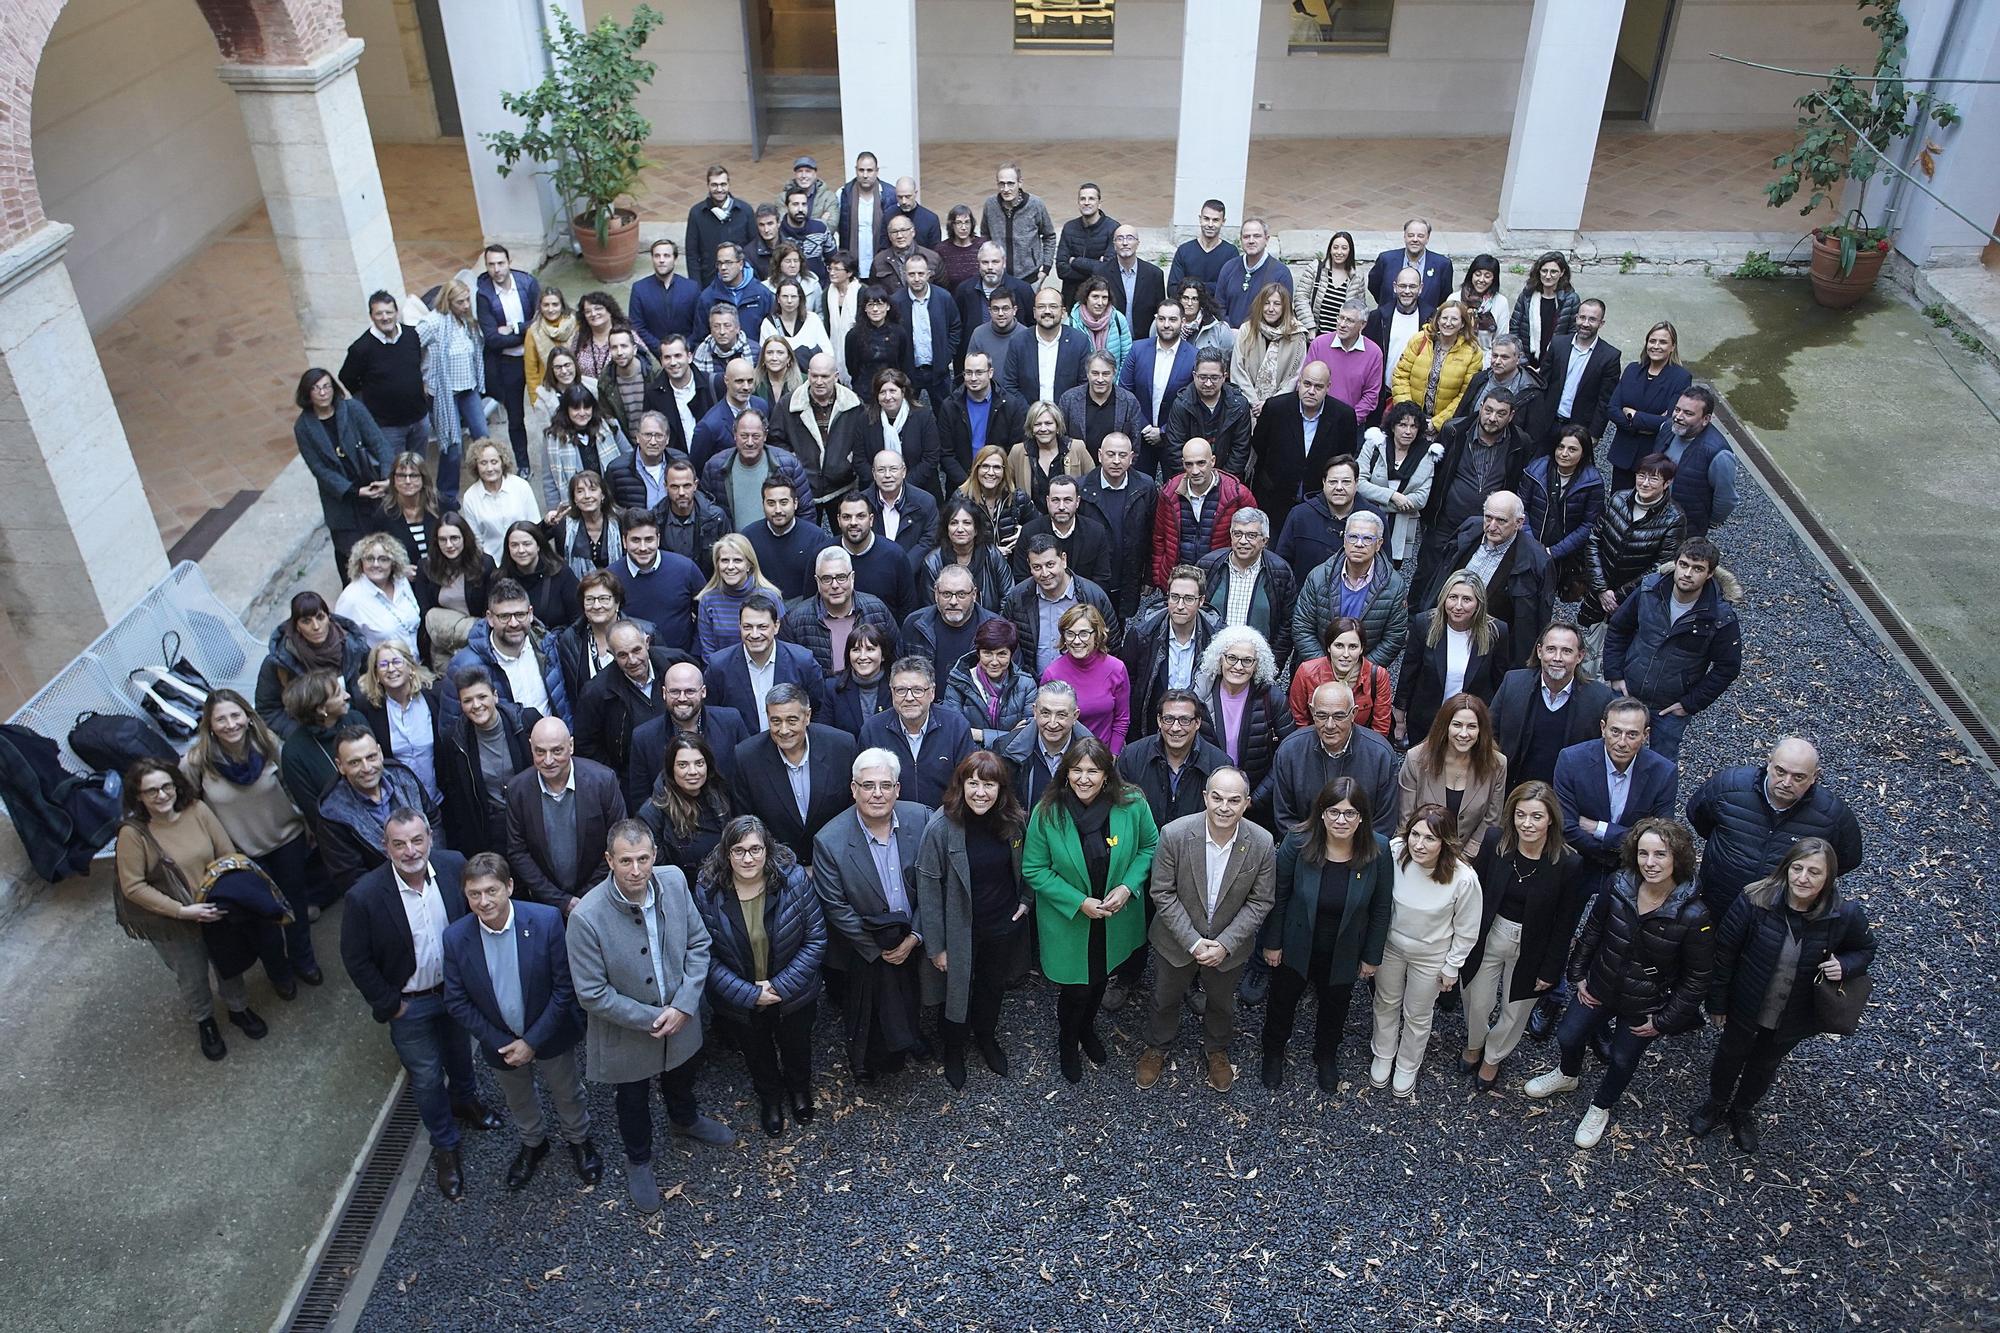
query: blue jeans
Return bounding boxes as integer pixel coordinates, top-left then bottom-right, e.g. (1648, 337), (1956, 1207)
(388, 990), (477, 1150)
(439, 388), (483, 505)
(1555, 992), (1659, 1110)
(378, 415), (431, 460)
(1647, 709), (1690, 769)
(253, 831), (317, 974)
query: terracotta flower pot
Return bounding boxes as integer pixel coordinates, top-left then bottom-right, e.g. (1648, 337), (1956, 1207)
(1808, 233), (1887, 310)
(573, 208), (640, 281)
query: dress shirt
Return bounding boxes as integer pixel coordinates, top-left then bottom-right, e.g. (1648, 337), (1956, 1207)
(1225, 562), (1257, 626)
(1117, 262), (1138, 314)
(386, 691), (438, 799)
(784, 740), (811, 821)
(1184, 479), (1212, 526)
(1299, 406), (1322, 462)
(1036, 334), (1061, 404)
(1151, 342), (1179, 420)
(478, 903), (527, 1036)
(1558, 337), (1595, 416)
(1203, 829), (1237, 920)
(397, 864), (449, 992)
(494, 280), (525, 356)
(864, 814), (913, 916)
(492, 639), (550, 714)
(746, 651), (778, 725)
(911, 294), (934, 367)
(1466, 534), (1514, 589)
(1539, 678), (1574, 712)
(1605, 753), (1632, 823)
(1166, 627), (1198, 691)
(1035, 579), (1080, 672)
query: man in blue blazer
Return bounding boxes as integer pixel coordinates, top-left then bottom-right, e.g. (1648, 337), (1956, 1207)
(339, 811), (498, 1200)
(688, 359), (773, 469)
(1364, 219), (1453, 310)
(476, 245), (541, 475)
(1542, 699), (1677, 1038)
(1004, 288), (1092, 406)
(443, 853), (602, 1192)
(703, 592), (828, 723)
(1119, 303), (1198, 477)
(890, 256), (961, 407)
(628, 239), (700, 356)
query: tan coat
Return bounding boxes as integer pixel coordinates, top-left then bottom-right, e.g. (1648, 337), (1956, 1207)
(1395, 742), (1509, 854)
(1145, 812), (1277, 969)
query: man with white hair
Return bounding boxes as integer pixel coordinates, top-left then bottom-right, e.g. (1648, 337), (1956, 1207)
(997, 680), (1093, 807)
(1195, 507), (1298, 669)
(813, 748), (932, 1083)
(1436, 488), (1554, 672)
(780, 545), (900, 676)
(1290, 509), (1410, 672)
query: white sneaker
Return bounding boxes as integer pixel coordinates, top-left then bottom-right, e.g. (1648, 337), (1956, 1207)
(1524, 1068), (1580, 1099)
(1369, 1055), (1393, 1088)
(1391, 1067), (1417, 1099)
(1574, 1105), (1611, 1148)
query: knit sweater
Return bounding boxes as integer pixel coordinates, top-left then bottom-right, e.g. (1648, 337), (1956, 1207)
(1041, 651), (1132, 755)
(1384, 847), (1482, 976)
(182, 752), (306, 858)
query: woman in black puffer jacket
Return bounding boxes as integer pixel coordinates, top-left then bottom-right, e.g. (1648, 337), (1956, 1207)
(1524, 817), (1713, 1150)
(1693, 836), (1876, 1153)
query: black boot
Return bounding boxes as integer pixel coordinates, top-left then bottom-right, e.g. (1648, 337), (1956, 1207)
(1527, 994), (1562, 1042)
(197, 1019), (226, 1062)
(974, 1032), (1009, 1077)
(1728, 1109), (1761, 1153)
(227, 1008), (268, 1040)
(1689, 1102), (1726, 1138)
(1059, 1040), (1083, 1084)
(1316, 1052), (1341, 1094)
(1260, 1050), (1284, 1090)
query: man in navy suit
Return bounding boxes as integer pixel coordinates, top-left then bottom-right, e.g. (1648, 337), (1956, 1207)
(444, 853), (602, 1192)
(689, 359), (772, 469)
(339, 810), (499, 1200)
(1091, 225), (1166, 341)
(477, 244), (541, 475)
(858, 656), (973, 808)
(628, 239), (700, 356)
(1365, 218), (1453, 310)
(890, 253), (960, 407)
(735, 684), (858, 868)
(1119, 301), (1197, 478)
(703, 593), (827, 725)
(1006, 287), (1092, 406)
(1541, 698), (1677, 1038)
(623, 662), (751, 809)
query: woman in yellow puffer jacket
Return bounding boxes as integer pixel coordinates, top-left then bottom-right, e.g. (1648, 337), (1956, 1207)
(1392, 300), (1484, 430)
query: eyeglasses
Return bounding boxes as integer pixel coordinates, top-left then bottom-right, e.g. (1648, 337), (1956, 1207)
(1165, 592), (1199, 605)
(1345, 533), (1379, 544)
(1310, 709), (1354, 723)
(1324, 808), (1362, 822)
(1063, 629), (1097, 642)
(891, 684), (931, 698)
(816, 573), (852, 583)
(492, 610), (532, 622)
(582, 595), (618, 607)
(1220, 654), (1257, 668)
(855, 781), (896, 795)
(376, 654), (407, 667)
(1158, 715), (1198, 728)
(729, 845), (764, 859)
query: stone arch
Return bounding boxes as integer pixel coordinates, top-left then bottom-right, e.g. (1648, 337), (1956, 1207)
(0, 0), (348, 251)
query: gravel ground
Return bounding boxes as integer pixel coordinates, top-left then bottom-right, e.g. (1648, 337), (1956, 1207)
(357, 473), (2000, 1331)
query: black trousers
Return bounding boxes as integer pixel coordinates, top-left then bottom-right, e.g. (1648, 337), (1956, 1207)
(612, 1053), (702, 1164)
(725, 1001), (816, 1101)
(1262, 966), (1354, 1065)
(1057, 981), (1108, 1049)
(952, 919), (1025, 1043)
(909, 362), (951, 409)
(492, 355), (529, 470)
(1707, 1020), (1803, 1112)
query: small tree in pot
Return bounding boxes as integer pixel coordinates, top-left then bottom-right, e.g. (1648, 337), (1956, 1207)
(1764, 0), (1957, 308)
(484, 4), (665, 280)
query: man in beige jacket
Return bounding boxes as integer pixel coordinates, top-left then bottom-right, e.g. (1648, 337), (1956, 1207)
(1135, 768), (1277, 1092)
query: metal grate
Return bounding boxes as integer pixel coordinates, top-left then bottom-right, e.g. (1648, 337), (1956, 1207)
(1716, 399), (2000, 772)
(280, 1087), (423, 1333)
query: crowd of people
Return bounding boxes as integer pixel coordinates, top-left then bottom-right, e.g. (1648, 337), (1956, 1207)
(119, 154), (1876, 1216)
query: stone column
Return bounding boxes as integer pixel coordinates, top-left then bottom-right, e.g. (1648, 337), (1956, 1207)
(1887, 0), (2000, 266)
(1495, 0), (1625, 243)
(437, 0), (583, 264)
(0, 223), (170, 686)
(836, 0), (921, 183)
(1172, 0), (1259, 233)
(219, 37), (406, 375)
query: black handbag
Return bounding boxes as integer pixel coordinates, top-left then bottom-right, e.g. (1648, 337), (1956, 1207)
(69, 710), (178, 775)
(1812, 970), (1871, 1036)
(126, 632), (212, 741)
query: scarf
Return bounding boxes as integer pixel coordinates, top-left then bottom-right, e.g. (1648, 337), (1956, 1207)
(1077, 304), (1111, 354)
(1061, 790), (1113, 897)
(285, 623), (347, 674)
(213, 744), (267, 788)
(880, 400), (910, 455)
(1422, 335), (1448, 415)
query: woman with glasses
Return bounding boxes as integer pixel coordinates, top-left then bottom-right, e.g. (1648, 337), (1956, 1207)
(547, 571), (637, 706)
(333, 533), (423, 654)
(1195, 626), (1292, 809)
(352, 639), (442, 804)
(692, 815), (826, 1138)
(370, 452), (442, 565)
(1040, 606), (1130, 755)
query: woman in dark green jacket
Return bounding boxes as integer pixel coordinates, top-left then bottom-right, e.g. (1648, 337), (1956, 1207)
(1021, 736), (1159, 1084)
(1257, 776), (1393, 1092)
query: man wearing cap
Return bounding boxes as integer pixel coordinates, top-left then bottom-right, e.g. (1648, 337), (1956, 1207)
(787, 155), (841, 230)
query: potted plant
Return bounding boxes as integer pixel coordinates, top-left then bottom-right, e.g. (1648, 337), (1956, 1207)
(1765, 0), (1957, 308)
(484, 4), (665, 280)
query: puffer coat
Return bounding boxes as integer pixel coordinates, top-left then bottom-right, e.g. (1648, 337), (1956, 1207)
(1707, 882), (1875, 1044)
(693, 862), (826, 1019)
(1582, 490), (1685, 627)
(1567, 871), (1715, 1034)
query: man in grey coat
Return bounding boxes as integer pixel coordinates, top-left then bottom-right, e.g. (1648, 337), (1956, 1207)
(1135, 768), (1277, 1094)
(567, 819), (735, 1214)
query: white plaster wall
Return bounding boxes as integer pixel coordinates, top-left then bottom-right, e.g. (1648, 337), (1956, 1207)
(1651, 0), (1880, 131)
(29, 0), (263, 327)
(588, 0), (754, 145)
(349, 0), (440, 142)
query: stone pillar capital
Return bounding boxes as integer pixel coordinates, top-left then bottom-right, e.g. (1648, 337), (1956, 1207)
(0, 222), (75, 303)
(216, 37), (365, 95)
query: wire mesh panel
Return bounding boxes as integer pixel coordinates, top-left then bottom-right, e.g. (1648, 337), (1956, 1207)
(158, 562), (264, 692)
(10, 656), (139, 776)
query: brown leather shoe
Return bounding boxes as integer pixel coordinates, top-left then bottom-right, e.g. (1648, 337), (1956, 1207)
(1135, 1047), (1165, 1089)
(1206, 1050), (1235, 1092)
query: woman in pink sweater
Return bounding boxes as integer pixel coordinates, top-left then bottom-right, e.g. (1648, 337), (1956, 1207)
(1041, 605), (1130, 754)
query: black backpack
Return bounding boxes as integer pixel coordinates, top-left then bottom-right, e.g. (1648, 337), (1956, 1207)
(68, 711), (178, 777)
(0, 723), (121, 882)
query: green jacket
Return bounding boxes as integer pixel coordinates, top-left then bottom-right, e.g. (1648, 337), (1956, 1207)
(1022, 795), (1159, 985)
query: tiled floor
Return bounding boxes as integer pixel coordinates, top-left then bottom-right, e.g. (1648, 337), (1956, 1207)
(100, 129), (1810, 554)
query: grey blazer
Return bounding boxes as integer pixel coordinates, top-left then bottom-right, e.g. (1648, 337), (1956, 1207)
(811, 801), (928, 964)
(913, 808), (1030, 1023)
(566, 867), (710, 1084)
(1146, 812), (1277, 969)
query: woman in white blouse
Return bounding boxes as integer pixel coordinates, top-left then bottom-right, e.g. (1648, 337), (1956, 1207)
(457, 437), (541, 562)
(824, 251), (863, 384)
(1370, 804), (1482, 1098)
(333, 533), (422, 653)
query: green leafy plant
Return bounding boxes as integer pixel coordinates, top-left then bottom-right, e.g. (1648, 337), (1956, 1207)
(484, 4), (665, 247)
(1921, 302), (1952, 327)
(1766, 0), (1958, 275)
(1732, 251), (1784, 280)
(1618, 251), (1639, 275)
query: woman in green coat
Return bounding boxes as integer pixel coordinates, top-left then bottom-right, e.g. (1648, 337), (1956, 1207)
(1021, 736), (1159, 1083)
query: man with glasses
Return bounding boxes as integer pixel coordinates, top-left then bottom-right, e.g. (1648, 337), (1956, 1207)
(446, 579), (569, 725)
(1195, 508), (1297, 669)
(1270, 682), (1400, 836)
(622, 662), (750, 809)
(1120, 565), (1221, 741)
(859, 656), (973, 807)
(997, 680), (1091, 807)
(812, 749), (932, 1083)
(900, 564), (998, 680)
(1291, 510), (1409, 674)
(1164, 357), (1253, 481)
(781, 547), (900, 677)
